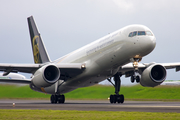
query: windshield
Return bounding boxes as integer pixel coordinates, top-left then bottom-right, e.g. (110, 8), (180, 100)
(128, 31), (153, 37)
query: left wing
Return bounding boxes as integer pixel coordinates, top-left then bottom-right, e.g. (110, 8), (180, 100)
(159, 63), (180, 71)
(119, 62), (180, 87)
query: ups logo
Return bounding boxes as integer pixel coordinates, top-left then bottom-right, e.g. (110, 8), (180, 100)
(32, 36), (40, 63)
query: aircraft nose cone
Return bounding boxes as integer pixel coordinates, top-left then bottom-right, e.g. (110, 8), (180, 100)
(139, 36), (156, 56)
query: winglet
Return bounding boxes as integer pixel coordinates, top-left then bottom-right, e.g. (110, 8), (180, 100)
(27, 16), (51, 64)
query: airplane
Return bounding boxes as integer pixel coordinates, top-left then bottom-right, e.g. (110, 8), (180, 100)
(0, 16), (180, 104)
(0, 73), (26, 83)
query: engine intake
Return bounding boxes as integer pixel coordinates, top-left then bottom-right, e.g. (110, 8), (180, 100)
(150, 65), (166, 82)
(44, 65), (59, 83)
(32, 64), (60, 87)
(140, 64), (166, 87)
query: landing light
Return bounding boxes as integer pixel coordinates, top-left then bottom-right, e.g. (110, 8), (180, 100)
(81, 64), (86, 69)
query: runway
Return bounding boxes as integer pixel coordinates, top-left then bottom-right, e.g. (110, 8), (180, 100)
(0, 99), (180, 113)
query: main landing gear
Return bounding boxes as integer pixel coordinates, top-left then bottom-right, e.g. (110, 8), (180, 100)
(130, 58), (142, 83)
(107, 73), (124, 104)
(50, 94), (65, 104)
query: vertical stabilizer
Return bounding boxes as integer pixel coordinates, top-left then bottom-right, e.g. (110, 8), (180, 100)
(27, 16), (50, 64)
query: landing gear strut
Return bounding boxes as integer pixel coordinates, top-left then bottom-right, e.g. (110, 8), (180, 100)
(130, 58), (142, 83)
(107, 73), (124, 104)
(50, 94), (65, 104)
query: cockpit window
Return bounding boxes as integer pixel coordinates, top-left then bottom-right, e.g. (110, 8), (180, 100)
(132, 31), (137, 36)
(128, 32), (133, 37)
(146, 31), (153, 36)
(128, 31), (153, 37)
(129, 31), (137, 37)
(138, 31), (146, 35)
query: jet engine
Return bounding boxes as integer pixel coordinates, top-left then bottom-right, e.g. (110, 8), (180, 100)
(31, 64), (60, 87)
(140, 64), (166, 87)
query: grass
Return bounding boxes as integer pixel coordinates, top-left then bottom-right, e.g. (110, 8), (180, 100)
(0, 109), (180, 120)
(0, 84), (180, 101)
(1, 85), (180, 120)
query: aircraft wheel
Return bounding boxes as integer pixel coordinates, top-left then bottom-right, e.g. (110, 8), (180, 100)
(131, 76), (135, 83)
(109, 94), (124, 104)
(110, 95), (114, 103)
(50, 95), (57, 104)
(59, 95), (65, 103)
(136, 76), (140, 83)
(120, 94), (124, 103)
(62, 95), (65, 103)
(113, 95), (117, 103)
(117, 95), (121, 103)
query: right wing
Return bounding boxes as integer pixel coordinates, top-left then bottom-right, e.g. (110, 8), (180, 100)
(0, 63), (85, 82)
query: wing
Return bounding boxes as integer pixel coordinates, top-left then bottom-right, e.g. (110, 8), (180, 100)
(119, 62), (180, 77)
(159, 63), (180, 71)
(0, 63), (85, 80)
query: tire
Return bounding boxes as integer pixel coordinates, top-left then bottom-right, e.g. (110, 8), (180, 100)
(58, 95), (65, 103)
(113, 95), (117, 103)
(120, 94), (124, 103)
(110, 95), (114, 104)
(136, 76), (140, 83)
(61, 95), (65, 103)
(50, 95), (54, 103)
(50, 95), (57, 104)
(131, 76), (135, 83)
(117, 95), (121, 103)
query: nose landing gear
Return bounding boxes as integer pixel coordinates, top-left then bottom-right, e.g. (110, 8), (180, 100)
(130, 58), (142, 83)
(107, 73), (124, 104)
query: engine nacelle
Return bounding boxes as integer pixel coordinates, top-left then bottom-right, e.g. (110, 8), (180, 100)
(140, 64), (166, 87)
(32, 64), (60, 87)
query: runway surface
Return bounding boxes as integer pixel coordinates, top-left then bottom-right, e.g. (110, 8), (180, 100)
(0, 99), (180, 113)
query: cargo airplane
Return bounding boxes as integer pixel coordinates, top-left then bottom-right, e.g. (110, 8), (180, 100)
(0, 16), (180, 104)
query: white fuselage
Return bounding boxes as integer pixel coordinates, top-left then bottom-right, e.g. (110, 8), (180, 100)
(44, 24), (156, 94)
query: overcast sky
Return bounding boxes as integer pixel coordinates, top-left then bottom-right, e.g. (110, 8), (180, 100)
(0, 0), (180, 85)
